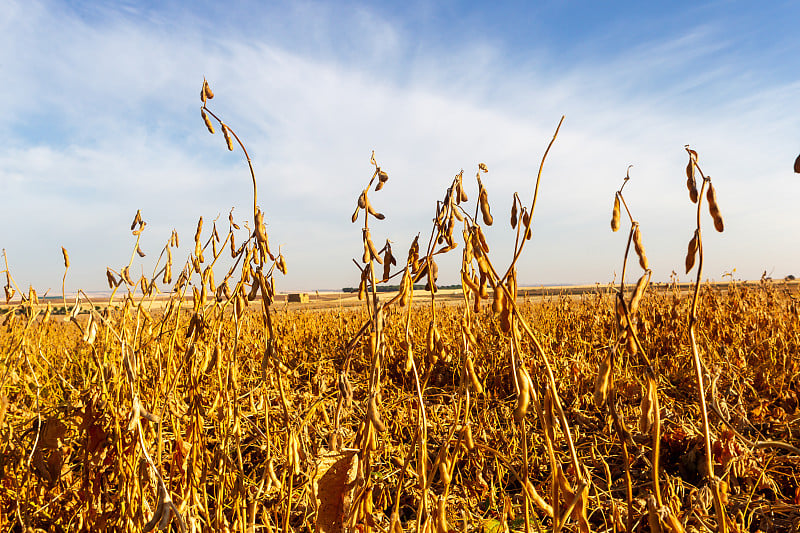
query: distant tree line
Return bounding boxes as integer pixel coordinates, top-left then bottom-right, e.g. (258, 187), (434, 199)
(341, 284), (462, 293)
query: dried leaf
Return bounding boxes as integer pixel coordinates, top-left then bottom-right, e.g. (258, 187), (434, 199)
(312, 450), (358, 533)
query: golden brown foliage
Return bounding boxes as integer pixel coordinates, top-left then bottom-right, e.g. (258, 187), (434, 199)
(0, 85), (797, 533)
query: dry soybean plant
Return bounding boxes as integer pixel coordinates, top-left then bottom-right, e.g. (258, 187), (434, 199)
(599, 167), (685, 533)
(3, 84), (800, 533)
(454, 117), (595, 533)
(682, 146), (729, 533)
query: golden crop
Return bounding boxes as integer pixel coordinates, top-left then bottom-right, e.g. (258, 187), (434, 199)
(0, 82), (798, 533)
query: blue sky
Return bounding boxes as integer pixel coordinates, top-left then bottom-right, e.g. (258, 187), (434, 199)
(1, 0), (799, 293)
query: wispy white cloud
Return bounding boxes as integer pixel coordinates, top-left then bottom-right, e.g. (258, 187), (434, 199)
(1, 0), (799, 295)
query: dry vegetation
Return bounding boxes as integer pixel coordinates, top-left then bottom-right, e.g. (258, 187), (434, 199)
(1, 81), (799, 533)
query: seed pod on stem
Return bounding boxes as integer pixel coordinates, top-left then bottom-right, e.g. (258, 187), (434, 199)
(221, 124), (234, 151)
(401, 340), (413, 373)
(266, 459), (282, 490)
(367, 394), (386, 433)
(462, 424), (475, 451)
(499, 306), (511, 333)
(194, 216), (203, 244)
(438, 454), (452, 485)
(521, 209), (532, 240)
(366, 201), (385, 220)
(685, 231), (699, 274)
(381, 242), (395, 281)
(244, 280), (258, 302)
(61, 247), (70, 268)
(513, 363), (533, 424)
(201, 109), (215, 134)
(465, 355), (483, 395)
(625, 325), (638, 355)
(376, 170), (389, 191)
(706, 182), (724, 232)
(452, 201), (464, 222)
(254, 209), (274, 260)
(633, 225), (648, 270)
(611, 195), (621, 232)
(202, 79), (214, 100)
(435, 497), (448, 533)
(357, 277), (366, 301)
(277, 254), (288, 275)
(594, 352), (613, 407)
(408, 236), (420, 272)
(287, 434), (301, 476)
(131, 210), (143, 231)
(475, 226), (490, 253)
(105, 269), (116, 289)
(629, 272), (648, 316)
(511, 198), (518, 229)
(638, 376), (657, 433)
(461, 270), (479, 294)
(687, 177), (698, 203)
(686, 149), (699, 203)
(460, 316), (478, 345)
(398, 269), (410, 307)
(426, 321), (436, 355)
(83, 315), (98, 344)
(491, 285), (505, 314)
(143, 482), (168, 532)
(121, 266), (134, 286)
(475, 269), (488, 298)
(479, 188), (493, 226)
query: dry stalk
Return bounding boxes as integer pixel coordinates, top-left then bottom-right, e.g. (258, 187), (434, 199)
(683, 145), (729, 533)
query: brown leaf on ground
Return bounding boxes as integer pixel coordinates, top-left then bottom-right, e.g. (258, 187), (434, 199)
(312, 449), (359, 533)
